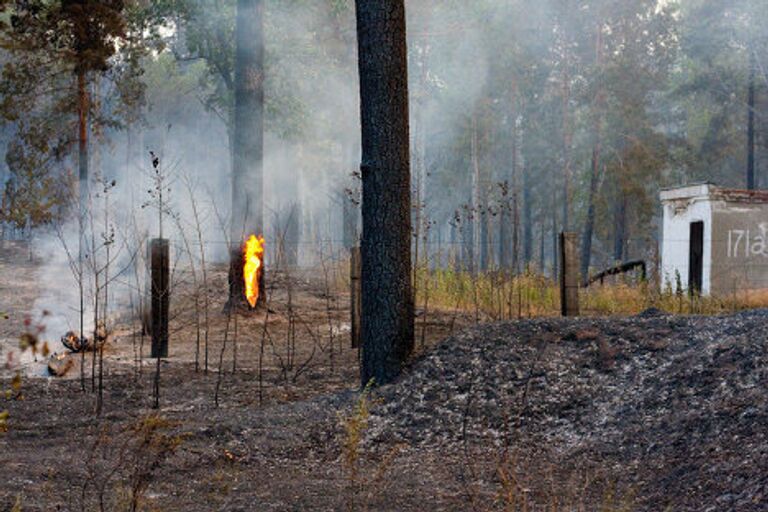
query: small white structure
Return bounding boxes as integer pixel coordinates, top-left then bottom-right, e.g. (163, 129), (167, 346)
(660, 183), (768, 296)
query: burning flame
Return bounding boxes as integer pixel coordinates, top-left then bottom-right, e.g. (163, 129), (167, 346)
(243, 234), (265, 308)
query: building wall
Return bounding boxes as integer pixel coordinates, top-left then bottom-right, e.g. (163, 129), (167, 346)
(660, 194), (713, 294)
(710, 201), (768, 295)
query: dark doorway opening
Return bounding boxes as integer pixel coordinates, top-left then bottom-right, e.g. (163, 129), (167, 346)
(688, 221), (704, 295)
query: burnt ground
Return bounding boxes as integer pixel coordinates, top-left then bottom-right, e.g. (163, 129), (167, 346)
(2, 245), (768, 511)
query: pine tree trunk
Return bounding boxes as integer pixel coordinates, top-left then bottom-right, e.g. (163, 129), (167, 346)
(77, 69), (88, 393)
(356, 0), (413, 386)
(498, 206), (507, 270)
(580, 25), (604, 283)
(470, 110), (480, 274)
(561, 64), (572, 231)
(551, 200), (559, 279)
(613, 194), (626, 262)
(450, 221), (459, 271)
(511, 117), (521, 274)
(480, 209), (489, 271)
(747, 48), (756, 190)
(522, 162), (533, 268)
(228, 0), (264, 310)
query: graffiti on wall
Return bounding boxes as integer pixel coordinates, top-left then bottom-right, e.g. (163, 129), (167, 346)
(727, 225), (768, 258)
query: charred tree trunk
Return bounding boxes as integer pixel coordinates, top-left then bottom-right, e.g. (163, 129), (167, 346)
(356, 0), (413, 386)
(228, 0), (265, 310)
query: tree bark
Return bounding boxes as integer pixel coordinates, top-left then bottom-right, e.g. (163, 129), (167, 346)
(498, 203), (507, 270)
(470, 109), (480, 274)
(613, 193), (627, 262)
(522, 161), (533, 268)
(77, 68), (88, 381)
(356, 0), (413, 386)
(747, 47), (756, 190)
(561, 64), (572, 231)
(511, 117), (521, 274)
(228, 0), (264, 310)
(551, 199), (559, 279)
(580, 24), (604, 282)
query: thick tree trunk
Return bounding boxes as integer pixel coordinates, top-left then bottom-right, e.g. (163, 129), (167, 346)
(228, 0), (264, 310)
(356, 0), (413, 386)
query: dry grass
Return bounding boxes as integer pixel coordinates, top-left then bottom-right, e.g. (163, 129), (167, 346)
(412, 268), (768, 320)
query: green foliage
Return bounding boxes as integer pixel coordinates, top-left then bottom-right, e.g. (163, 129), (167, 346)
(171, 0), (318, 141)
(0, 0), (165, 230)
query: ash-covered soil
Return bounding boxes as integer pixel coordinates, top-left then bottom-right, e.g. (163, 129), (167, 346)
(369, 309), (768, 511)
(2, 243), (767, 511)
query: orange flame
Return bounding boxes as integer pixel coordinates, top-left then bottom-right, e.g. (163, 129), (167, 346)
(243, 234), (265, 308)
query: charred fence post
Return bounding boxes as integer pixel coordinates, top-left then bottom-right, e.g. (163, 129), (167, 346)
(151, 238), (169, 358)
(560, 232), (580, 317)
(350, 246), (362, 349)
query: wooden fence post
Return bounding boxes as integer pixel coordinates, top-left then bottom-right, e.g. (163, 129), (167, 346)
(560, 232), (580, 317)
(350, 246), (362, 349)
(151, 238), (170, 358)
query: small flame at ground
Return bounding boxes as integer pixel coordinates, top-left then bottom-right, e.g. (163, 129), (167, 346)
(243, 234), (265, 308)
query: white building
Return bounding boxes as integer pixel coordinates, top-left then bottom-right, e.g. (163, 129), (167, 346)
(660, 183), (768, 296)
